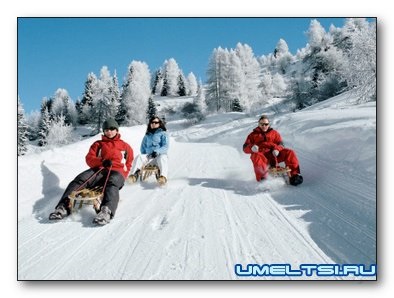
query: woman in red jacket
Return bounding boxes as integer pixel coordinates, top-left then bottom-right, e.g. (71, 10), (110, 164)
(243, 115), (303, 186)
(49, 118), (134, 225)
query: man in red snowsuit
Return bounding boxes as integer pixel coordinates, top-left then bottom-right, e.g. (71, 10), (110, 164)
(243, 115), (303, 186)
(49, 118), (134, 225)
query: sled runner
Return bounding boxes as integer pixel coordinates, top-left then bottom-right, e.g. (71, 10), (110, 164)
(128, 162), (166, 186)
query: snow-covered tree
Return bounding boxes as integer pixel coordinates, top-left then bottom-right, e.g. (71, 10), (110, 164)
(91, 66), (120, 132)
(260, 71), (288, 99)
(78, 72), (97, 124)
(37, 102), (51, 147)
(161, 58), (182, 96)
(152, 69), (164, 95)
(18, 97), (29, 156)
(50, 88), (76, 126)
(46, 114), (73, 147)
(194, 80), (207, 114)
(273, 39), (294, 74)
(340, 18), (376, 102)
(206, 46), (254, 113)
(260, 71), (273, 98)
(205, 47), (228, 112)
(333, 18), (370, 54)
(146, 96), (158, 120)
(186, 72), (198, 96)
(271, 73), (288, 97)
(291, 19), (347, 106)
(160, 76), (169, 97)
(26, 110), (41, 141)
(307, 19), (331, 51)
(121, 61), (151, 125)
(234, 43), (261, 112)
(225, 49), (244, 111)
(177, 73), (187, 96)
(111, 70), (121, 111)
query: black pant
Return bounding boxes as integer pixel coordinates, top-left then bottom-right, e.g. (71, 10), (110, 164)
(57, 168), (125, 217)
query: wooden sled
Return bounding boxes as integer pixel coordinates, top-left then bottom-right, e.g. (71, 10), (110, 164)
(68, 186), (103, 213)
(140, 164), (160, 181)
(268, 166), (291, 177)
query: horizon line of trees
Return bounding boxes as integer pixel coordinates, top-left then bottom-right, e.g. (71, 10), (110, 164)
(19, 58), (202, 152)
(18, 18), (375, 155)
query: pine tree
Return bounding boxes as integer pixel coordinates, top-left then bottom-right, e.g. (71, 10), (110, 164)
(340, 18), (376, 102)
(18, 97), (29, 156)
(291, 19), (347, 106)
(50, 88), (76, 126)
(79, 72), (97, 124)
(187, 72), (198, 96)
(26, 110), (41, 141)
(177, 74), (186, 96)
(160, 76), (168, 96)
(161, 58), (182, 96)
(146, 96), (157, 120)
(46, 114), (73, 147)
(194, 81), (207, 113)
(120, 61), (151, 125)
(182, 81), (206, 124)
(234, 43), (261, 112)
(110, 70), (121, 117)
(273, 39), (293, 75)
(81, 73), (96, 105)
(38, 105), (51, 147)
(205, 47), (227, 112)
(117, 73), (129, 125)
(231, 98), (243, 112)
(152, 69), (163, 95)
(91, 66), (120, 132)
(227, 49), (244, 111)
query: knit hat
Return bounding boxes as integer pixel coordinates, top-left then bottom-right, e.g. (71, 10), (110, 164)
(102, 118), (119, 131)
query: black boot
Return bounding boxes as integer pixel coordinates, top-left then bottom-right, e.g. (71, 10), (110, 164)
(289, 174), (303, 186)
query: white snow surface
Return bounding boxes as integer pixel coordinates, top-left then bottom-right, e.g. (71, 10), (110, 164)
(18, 93), (376, 280)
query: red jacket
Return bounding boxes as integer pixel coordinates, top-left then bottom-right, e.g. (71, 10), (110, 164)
(86, 134), (134, 178)
(243, 127), (284, 154)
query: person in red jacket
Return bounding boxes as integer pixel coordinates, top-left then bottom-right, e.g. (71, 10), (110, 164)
(49, 118), (134, 225)
(243, 115), (303, 186)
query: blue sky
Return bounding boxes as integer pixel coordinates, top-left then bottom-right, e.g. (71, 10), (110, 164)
(18, 17), (349, 113)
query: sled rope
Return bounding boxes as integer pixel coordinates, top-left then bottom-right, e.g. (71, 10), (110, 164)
(101, 164), (112, 194)
(74, 165), (112, 194)
(74, 167), (105, 192)
(69, 165), (113, 212)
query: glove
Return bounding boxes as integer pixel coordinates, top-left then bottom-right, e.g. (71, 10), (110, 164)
(251, 145), (259, 153)
(149, 151), (158, 159)
(272, 149), (280, 157)
(102, 159), (112, 168)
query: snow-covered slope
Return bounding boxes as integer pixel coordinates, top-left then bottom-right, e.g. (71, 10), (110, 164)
(17, 93), (376, 280)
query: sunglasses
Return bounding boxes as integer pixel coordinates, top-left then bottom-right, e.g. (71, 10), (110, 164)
(105, 127), (118, 131)
(259, 123), (270, 126)
(151, 121), (160, 124)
